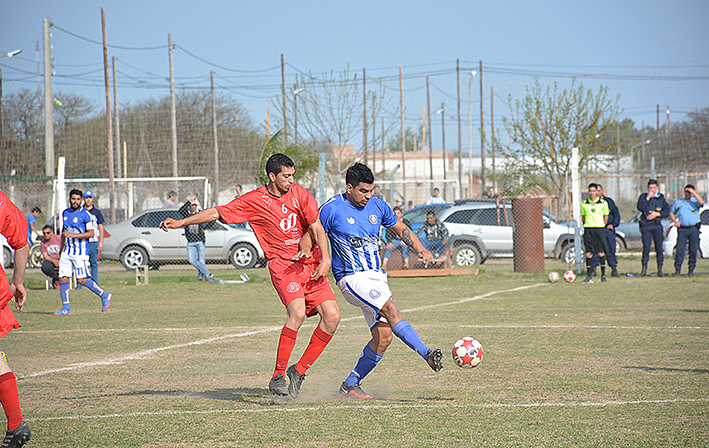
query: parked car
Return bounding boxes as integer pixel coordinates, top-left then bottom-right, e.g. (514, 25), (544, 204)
(2, 235), (44, 269)
(616, 211), (673, 251)
(662, 205), (709, 259)
(405, 201), (576, 266)
(101, 208), (265, 270)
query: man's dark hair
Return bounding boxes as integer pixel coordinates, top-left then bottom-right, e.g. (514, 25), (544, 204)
(346, 162), (374, 187)
(596, 183), (603, 190)
(42, 225), (53, 232)
(31, 206), (42, 213)
(588, 183), (598, 190)
(265, 153), (295, 177)
(167, 191), (177, 198)
(393, 206), (402, 212)
(684, 184), (695, 191)
(648, 179), (658, 187)
(69, 189), (83, 198)
(427, 210), (436, 217)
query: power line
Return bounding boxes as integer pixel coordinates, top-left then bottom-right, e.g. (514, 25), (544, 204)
(52, 24), (168, 51)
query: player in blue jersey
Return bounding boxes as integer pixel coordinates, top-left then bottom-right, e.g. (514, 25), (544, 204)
(54, 189), (112, 315)
(318, 163), (443, 399)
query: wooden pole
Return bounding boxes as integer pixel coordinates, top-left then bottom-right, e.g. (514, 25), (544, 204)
(168, 34), (178, 187)
(281, 54), (287, 141)
(399, 66), (406, 202)
(211, 71), (219, 207)
(490, 85), (496, 193)
(372, 94), (376, 173)
(479, 60), (485, 191)
(456, 59), (462, 198)
(426, 76), (433, 184)
(101, 8), (116, 223)
(112, 56), (122, 179)
(363, 67), (368, 165)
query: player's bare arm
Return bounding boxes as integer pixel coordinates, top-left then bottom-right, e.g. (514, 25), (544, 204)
(62, 229), (94, 239)
(309, 218), (332, 281)
(292, 228), (314, 261)
(10, 244), (29, 312)
(390, 220), (433, 266)
(160, 207), (220, 231)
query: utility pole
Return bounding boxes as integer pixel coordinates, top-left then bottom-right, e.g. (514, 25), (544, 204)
(440, 102), (446, 199)
(456, 59), (462, 197)
(43, 18), (54, 179)
(381, 117), (385, 173)
(293, 83), (299, 146)
(281, 54), (287, 141)
(101, 8), (116, 223)
(363, 67), (368, 165)
(399, 66), (406, 202)
(490, 85), (496, 193)
(112, 56), (122, 179)
(211, 71), (219, 206)
(371, 94), (376, 173)
(426, 76), (433, 183)
(168, 34), (178, 185)
(479, 60), (485, 192)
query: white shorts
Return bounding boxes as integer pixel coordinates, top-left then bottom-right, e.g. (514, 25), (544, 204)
(59, 254), (90, 279)
(337, 270), (392, 330)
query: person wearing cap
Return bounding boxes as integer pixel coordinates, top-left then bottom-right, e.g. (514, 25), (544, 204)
(83, 191), (105, 282)
(25, 207), (42, 247)
(670, 184), (705, 277)
(179, 198), (213, 281)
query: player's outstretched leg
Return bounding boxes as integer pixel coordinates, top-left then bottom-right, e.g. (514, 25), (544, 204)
(287, 326), (334, 398)
(82, 279), (112, 312)
(391, 320), (443, 372)
(340, 343), (381, 399)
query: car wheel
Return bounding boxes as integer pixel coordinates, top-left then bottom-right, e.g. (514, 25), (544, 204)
(561, 243), (576, 265)
(120, 245), (149, 270)
(2, 246), (11, 269)
(28, 244), (44, 268)
(229, 243), (258, 269)
(615, 236), (625, 253)
(453, 243), (481, 266)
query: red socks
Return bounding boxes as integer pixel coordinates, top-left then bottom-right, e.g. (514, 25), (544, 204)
(295, 326), (333, 375)
(273, 326), (298, 378)
(0, 372), (22, 430)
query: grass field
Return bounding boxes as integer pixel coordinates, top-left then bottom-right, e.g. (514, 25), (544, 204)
(4, 256), (709, 447)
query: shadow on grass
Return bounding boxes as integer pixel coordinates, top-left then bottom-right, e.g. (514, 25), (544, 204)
(682, 309), (709, 313)
(623, 366), (709, 374)
(119, 387), (278, 404)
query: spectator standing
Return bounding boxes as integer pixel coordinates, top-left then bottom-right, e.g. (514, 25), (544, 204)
(40, 225), (61, 287)
(637, 179), (670, 277)
(25, 207), (41, 247)
(179, 198), (213, 281)
(670, 184), (704, 277)
(83, 191), (105, 282)
(416, 211), (449, 261)
(580, 183), (609, 283)
(0, 190), (33, 447)
(590, 185), (621, 277)
(426, 188), (445, 205)
(382, 207), (412, 270)
(163, 191), (177, 208)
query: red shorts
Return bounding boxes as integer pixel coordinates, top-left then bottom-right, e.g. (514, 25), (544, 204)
(268, 257), (336, 317)
(0, 280), (20, 339)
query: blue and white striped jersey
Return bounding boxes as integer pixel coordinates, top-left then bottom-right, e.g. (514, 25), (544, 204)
(61, 207), (94, 257)
(319, 193), (398, 281)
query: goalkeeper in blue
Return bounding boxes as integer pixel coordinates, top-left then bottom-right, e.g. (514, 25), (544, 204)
(318, 163), (443, 399)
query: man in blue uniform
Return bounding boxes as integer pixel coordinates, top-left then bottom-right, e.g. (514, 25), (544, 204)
(319, 163), (443, 399)
(670, 184), (704, 277)
(54, 189), (112, 315)
(637, 179), (670, 277)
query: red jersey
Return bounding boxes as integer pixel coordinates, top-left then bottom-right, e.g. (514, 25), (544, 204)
(0, 190), (27, 337)
(215, 184), (321, 262)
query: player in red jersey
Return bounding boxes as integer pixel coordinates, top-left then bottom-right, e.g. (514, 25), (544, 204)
(160, 154), (340, 399)
(0, 191), (32, 447)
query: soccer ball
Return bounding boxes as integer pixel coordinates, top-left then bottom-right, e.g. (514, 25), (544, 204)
(563, 270), (576, 282)
(452, 337), (483, 369)
(547, 271), (560, 283)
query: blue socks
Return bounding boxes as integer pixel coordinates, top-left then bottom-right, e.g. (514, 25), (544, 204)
(83, 279), (108, 299)
(392, 320), (429, 360)
(345, 344), (383, 387)
(59, 281), (71, 311)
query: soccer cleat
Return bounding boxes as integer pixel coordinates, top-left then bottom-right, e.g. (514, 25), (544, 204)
(688, 270), (695, 278)
(601, 276), (608, 283)
(672, 270), (681, 277)
(640, 265), (648, 277)
(101, 293), (112, 312)
(339, 382), (374, 399)
(286, 365), (306, 398)
(611, 266), (620, 277)
(1, 421), (31, 448)
(426, 348), (444, 372)
(268, 374), (288, 397)
(582, 276), (593, 283)
(53, 309), (72, 315)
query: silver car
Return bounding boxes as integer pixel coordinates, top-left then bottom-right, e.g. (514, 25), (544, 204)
(101, 208), (265, 270)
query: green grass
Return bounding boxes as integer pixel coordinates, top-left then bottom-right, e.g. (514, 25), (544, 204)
(5, 258), (709, 447)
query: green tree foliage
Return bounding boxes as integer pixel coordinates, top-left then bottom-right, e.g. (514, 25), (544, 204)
(501, 79), (621, 198)
(257, 131), (320, 190)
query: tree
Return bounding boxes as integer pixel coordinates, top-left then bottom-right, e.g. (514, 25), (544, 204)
(1, 89), (44, 175)
(257, 131), (320, 191)
(501, 79), (621, 198)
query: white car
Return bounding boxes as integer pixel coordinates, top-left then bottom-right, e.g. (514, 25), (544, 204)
(102, 208), (265, 270)
(663, 205), (709, 258)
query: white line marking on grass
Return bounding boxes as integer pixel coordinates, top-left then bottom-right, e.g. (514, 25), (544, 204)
(27, 397), (709, 422)
(459, 324), (709, 330)
(17, 283), (542, 379)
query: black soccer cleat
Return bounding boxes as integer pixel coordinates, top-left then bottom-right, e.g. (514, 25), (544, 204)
(268, 373), (289, 397)
(286, 365), (306, 398)
(601, 276), (608, 283)
(339, 382), (375, 399)
(426, 348), (444, 372)
(1, 421), (31, 448)
(582, 276), (593, 283)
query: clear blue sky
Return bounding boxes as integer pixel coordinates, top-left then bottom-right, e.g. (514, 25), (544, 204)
(2, 0), (708, 154)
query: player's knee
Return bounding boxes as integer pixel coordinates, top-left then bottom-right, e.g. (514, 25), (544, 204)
(585, 252), (593, 258)
(379, 300), (401, 322)
(320, 307), (340, 333)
